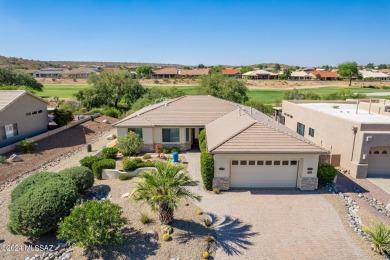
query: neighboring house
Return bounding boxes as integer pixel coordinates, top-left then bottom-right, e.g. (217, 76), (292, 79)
(310, 70), (340, 80)
(379, 69), (390, 75)
(289, 71), (316, 80)
(282, 99), (390, 179)
(62, 68), (96, 79)
(179, 68), (210, 78)
(152, 68), (178, 79)
(242, 70), (278, 79)
(113, 95), (325, 190)
(221, 68), (241, 78)
(33, 68), (64, 78)
(15, 69), (38, 75)
(0, 90), (48, 148)
(359, 70), (390, 81)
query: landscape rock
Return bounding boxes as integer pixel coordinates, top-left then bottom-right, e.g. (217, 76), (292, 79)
(121, 192), (130, 198)
(102, 119), (109, 124)
(10, 154), (23, 162)
(160, 224), (173, 234)
(106, 134), (115, 140)
(386, 203), (390, 212)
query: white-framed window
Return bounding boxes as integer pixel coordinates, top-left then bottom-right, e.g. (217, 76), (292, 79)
(162, 128), (180, 143)
(297, 122), (305, 136)
(309, 127), (315, 137)
(1, 123), (18, 139)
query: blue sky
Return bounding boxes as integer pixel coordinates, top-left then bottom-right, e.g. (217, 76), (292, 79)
(0, 0), (389, 66)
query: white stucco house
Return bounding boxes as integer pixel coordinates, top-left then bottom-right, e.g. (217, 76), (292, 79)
(113, 95), (326, 190)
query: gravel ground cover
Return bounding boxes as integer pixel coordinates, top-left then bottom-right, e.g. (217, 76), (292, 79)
(0, 116), (117, 188)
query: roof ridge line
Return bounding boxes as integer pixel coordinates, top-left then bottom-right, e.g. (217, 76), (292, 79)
(113, 95), (187, 126)
(0, 90), (48, 113)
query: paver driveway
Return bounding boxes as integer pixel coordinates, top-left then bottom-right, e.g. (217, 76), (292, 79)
(184, 151), (366, 259)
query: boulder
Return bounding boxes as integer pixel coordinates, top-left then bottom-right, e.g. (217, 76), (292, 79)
(106, 134), (115, 140)
(10, 154), (22, 162)
(386, 203), (390, 211)
(102, 119), (109, 124)
(160, 224), (173, 234)
(121, 192), (130, 198)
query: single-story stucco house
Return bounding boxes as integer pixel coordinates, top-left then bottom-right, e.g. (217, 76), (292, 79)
(113, 95), (326, 190)
(0, 90), (49, 148)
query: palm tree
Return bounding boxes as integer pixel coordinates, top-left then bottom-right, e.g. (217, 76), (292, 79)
(131, 162), (201, 224)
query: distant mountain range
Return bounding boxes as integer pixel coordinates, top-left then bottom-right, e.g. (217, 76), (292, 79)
(0, 55), (291, 70)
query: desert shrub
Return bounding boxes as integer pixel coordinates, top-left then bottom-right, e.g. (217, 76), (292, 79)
(117, 131), (144, 156)
(213, 187), (220, 194)
(143, 153), (152, 160)
(57, 200), (126, 247)
(80, 155), (103, 169)
(154, 80), (159, 84)
(140, 212), (150, 224)
(59, 166), (94, 193)
(89, 108), (102, 114)
(53, 108), (73, 127)
(196, 209), (203, 215)
(92, 159), (116, 180)
(119, 173), (132, 181)
(363, 223), (390, 254)
(154, 144), (163, 156)
(202, 251), (209, 259)
(11, 171), (58, 203)
(162, 147), (170, 154)
(170, 147), (180, 153)
(0, 155), (6, 163)
(8, 177), (78, 237)
(102, 147), (118, 159)
(123, 158), (154, 172)
(18, 139), (34, 153)
(317, 164), (338, 183)
(200, 151), (214, 190)
(102, 108), (120, 118)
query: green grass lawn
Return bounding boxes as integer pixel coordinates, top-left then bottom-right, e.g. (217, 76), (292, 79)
(39, 84), (390, 104)
(39, 85), (90, 98)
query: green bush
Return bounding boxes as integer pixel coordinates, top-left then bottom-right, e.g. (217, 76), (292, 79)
(117, 131), (144, 156)
(102, 108), (121, 118)
(59, 166), (94, 193)
(200, 151), (214, 190)
(143, 153), (152, 159)
(170, 147), (180, 153)
(11, 171), (58, 203)
(363, 223), (390, 254)
(102, 147), (118, 159)
(53, 108), (73, 127)
(57, 200), (126, 247)
(317, 164), (338, 183)
(80, 155), (103, 170)
(0, 155), (6, 163)
(92, 159), (116, 180)
(162, 147), (170, 154)
(8, 177), (78, 237)
(123, 158), (154, 172)
(140, 212), (150, 224)
(199, 130), (206, 152)
(119, 173), (132, 181)
(18, 139), (34, 153)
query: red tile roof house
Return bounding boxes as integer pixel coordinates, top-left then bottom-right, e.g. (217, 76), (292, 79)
(179, 68), (210, 78)
(222, 68), (241, 78)
(310, 70), (340, 80)
(152, 68), (178, 79)
(113, 95), (326, 191)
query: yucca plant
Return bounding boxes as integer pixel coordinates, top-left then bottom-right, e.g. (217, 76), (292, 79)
(363, 223), (390, 254)
(132, 162), (201, 224)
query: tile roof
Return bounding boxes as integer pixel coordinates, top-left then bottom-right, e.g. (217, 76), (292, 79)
(113, 95), (238, 127)
(310, 70), (340, 78)
(359, 70), (390, 78)
(206, 107), (326, 154)
(0, 90), (49, 113)
(179, 68), (210, 76)
(290, 71), (315, 78)
(221, 69), (241, 75)
(152, 68), (178, 75)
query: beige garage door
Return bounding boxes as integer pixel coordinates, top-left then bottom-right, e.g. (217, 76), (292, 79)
(368, 148), (390, 177)
(230, 159), (298, 188)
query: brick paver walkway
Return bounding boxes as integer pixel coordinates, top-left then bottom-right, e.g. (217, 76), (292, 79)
(184, 151), (366, 259)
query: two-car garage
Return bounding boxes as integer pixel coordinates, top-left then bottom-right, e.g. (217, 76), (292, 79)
(230, 159), (299, 188)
